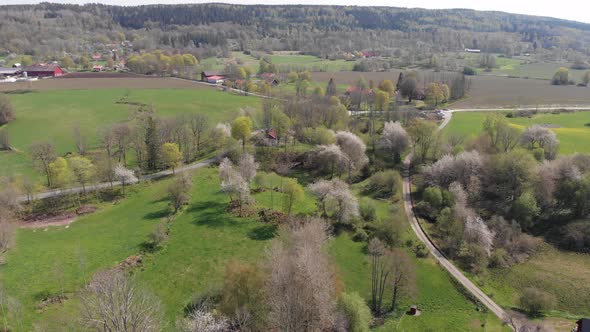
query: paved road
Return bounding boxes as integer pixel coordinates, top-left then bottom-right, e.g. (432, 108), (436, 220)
(17, 158), (216, 203)
(401, 155), (509, 321)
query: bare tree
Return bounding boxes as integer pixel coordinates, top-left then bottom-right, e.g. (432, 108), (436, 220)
(80, 270), (162, 332)
(113, 123), (132, 166)
(168, 173), (193, 213)
(266, 219), (337, 331)
(369, 238), (389, 315)
(73, 124), (87, 155)
(189, 113), (209, 155)
(389, 248), (417, 312)
(30, 142), (56, 187)
(497, 124), (521, 152)
(0, 131), (10, 151)
(503, 310), (552, 332)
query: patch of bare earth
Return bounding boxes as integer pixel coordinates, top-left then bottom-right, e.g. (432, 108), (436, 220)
(20, 205), (97, 228)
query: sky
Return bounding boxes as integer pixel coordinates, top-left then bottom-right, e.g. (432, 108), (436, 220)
(3, 0), (590, 24)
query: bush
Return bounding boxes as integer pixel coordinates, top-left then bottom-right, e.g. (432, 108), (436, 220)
(373, 219), (404, 247)
(489, 248), (509, 268)
(560, 220), (590, 252)
(461, 243), (489, 274)
(364, 170), (402, 199)
(338, 292), (372, 332)
(299, 127), (335, 145)
(352, 229), (369, 242)
(414, 243), (429, 258)
(0, 94), (15, 125)
(463, 66), (476, 76)
(359, 199), (377, 222)
(518, 288), (555, 316)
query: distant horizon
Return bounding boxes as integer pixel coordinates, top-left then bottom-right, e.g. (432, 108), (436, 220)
(3, 0), (590, 24)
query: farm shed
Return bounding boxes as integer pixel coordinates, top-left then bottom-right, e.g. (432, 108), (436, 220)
(23, 65), (64, 78)
(201, 71), (225, 82)
(206, 75), (224, 84)
(0, 67), (22, 77)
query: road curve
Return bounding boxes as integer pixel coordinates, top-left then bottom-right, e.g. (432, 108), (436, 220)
(401, 155), (508, 321)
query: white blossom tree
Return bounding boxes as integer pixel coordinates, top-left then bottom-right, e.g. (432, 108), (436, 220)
(464, 215), (495, 256)
(335, 131), (369, 178)
(314, 144), (349, 178)
(238, 153), (259, 184)
(379, 121), (409, 162)
(114, 164), (138, 195)
(219, 158), (251, 215)
(309, 179), (359, 224)
(178, 309), (229, 332)
(520, 125), (559, 159)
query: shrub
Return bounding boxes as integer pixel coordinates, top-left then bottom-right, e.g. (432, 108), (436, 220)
(0, 94), (15, 126)
(338, 292), (372, 332)
(300, 127), (336, 145)
(489, 248), (509, 268)
(463, 66), (476, 76)
(461, 243), (489, 274)
(414, 243), (429, 258)
(359, 199), (377, 222)
(352, 229), (369, 242)
(364, 170), (402, 199)
(373, 219), (404, 247)
(560, 220), (590, 252)
(518, 288), (555, 317)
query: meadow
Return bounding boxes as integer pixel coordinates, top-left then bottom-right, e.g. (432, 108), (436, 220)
(443, 110), (590, 154)
(0, 87), (260, 181)
(0, 165), (506, 331)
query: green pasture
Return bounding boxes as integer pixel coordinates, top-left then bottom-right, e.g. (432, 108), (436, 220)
(443, 111), (590, 154)
(0, 88), (260, 182)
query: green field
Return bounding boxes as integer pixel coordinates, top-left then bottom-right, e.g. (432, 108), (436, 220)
(0, 89), (260, 182)
(201, 52), (356, 73)
(443, 111), (590, 154)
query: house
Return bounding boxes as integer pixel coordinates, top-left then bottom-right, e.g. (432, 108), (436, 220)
(206, 75), (224, 84)
(92, 65), (104, 72)
(261, 73), (280, 86)
(23, 65), (64, 78)
(465, 48), (482, 53)
(267, 128), (278, 140)
(575, 319), (590, 332)
(92, 54), (102, 61)
(0, 67), (22, 77)
(201, 71), (225, 82)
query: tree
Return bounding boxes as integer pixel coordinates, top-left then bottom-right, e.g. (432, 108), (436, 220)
(0, 218), (16, 256)
(518, 288), (555, 317)
(379, 121), (409, 163)
(60, 56), (75, 69)
(520, 125), (559, 159)
(335, 131), (369, 178)
(219, 261), (266, 330)
(407, 119), (438, 162)
(551, 67), (569, 85)
(379, 79), (395, 96)
(168, 173), (193, 213)
(238, 153), (258, 184)
(266, 219), (337, 331)
(308, 179), (359, 223)
(338, 292), (372, 332)
(80, 270), (162, 331)
(583, 71), (590, 86)
(314, 144), (349, 178)
(79, 56), (90, 70)
(365, 170), (402, 199)
(0, 94), (15, 126)
(231, 116), (252, 152)
(162, 142), (182, 173)
(326, 78), (337, 96)
(497, 123), (521, 152)
(368, 238), (389, 314)
(68, 156), (95, 194)
(389, 248), (416, 312)
(0, 131), (10, 151)
(145, 115), (161, 171)
(179, 309), (229, 332)
(486, 150), (536, 204)
(48, 157), (70, 188)
(425, 82), (444, 107)
(399, 76), (417, 102)
(188, 113), (209, 154)
(219, 158), (250, 215)
(72, 124), (88, 155)
(113, 123), (131, 165)
(281, 178), (304, 215)
(114, 164), (137, 195)
(512, 191), (540, 229)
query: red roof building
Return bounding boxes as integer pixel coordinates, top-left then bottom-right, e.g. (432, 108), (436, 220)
(23, 65), (64, 78)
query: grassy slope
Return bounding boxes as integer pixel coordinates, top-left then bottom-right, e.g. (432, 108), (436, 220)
(0, 89), (259, 181)
(444, 111), (590, 154)
(329, 184), (506, 331)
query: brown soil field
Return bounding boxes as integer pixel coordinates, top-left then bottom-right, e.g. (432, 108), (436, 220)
(312, 71), (590, 108)
(453, 75), (590, 108)
(0, 74), (208, 91)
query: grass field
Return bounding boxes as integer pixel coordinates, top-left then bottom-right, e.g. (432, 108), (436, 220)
(0, 88), (260, 182)
(443, 111), (590, 154)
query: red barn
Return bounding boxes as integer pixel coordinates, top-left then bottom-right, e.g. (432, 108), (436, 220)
(23, 65), (64, 78)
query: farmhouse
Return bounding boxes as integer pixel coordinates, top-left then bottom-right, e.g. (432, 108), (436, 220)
(23, 64), (64, 78)
(201, 71), (225, 83)
(92, 65), (104, 72)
